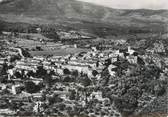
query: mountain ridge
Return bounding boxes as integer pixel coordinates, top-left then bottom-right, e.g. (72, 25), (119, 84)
(0, 0), (167, 38)
(0, 0), (167, 24)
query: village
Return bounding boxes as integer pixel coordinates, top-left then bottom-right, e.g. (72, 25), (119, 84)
(0, 30), (167, 117)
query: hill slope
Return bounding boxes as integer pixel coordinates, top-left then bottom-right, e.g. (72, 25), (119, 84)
(0, 0), (167, 24)
(0, 0), (167, 37)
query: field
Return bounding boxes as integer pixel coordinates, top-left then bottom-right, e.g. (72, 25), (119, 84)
(16, 39), (61, 48)
(30, 48), (89, 56)
(13, 37), (89, 56)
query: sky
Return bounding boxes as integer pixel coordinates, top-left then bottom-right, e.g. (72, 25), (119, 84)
(76, 0), (168, 9)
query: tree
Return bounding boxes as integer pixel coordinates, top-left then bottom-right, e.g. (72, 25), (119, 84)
(114, 94), (138, 116)
(148, 80), (166, 96)
(21, 48), (31, 58)
(14, 71), (22, 79)
(25, 81), (41, 94)
(9, 101), (20, 111)
(92, 70), (98, 77)
(36, 46), (43, 51)
(36, 66), (47, 77)
(104, 59), (111, 67)
(43, 73), (52, 88)
(154, 83), (166, 96)
(63, 76), (74, 82)
(1, 62), (8, 75)
(81, 76), (92, 87)
(100, 68), (110, 86)
(63, 68), (71, 75)
(0, 20), (5, 34)
(69, 90), (76, 100)
(72, 70), (78, 77)
(42, 29), (60, 41)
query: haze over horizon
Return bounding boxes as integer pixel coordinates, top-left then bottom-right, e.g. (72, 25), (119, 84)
(0, 0), (167, 10)
(76, 0), (168, 9)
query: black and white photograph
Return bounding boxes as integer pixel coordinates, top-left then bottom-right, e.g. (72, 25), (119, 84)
(0, 0), (167, 116)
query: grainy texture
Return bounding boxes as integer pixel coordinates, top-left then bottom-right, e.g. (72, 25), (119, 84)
(0, 0), (167, 117)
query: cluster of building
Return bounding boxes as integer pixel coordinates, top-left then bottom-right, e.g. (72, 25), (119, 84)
(0, 32), (168, 116)
(0, 44), (139, 116)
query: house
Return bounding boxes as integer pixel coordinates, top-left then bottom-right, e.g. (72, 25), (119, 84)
(42, 61), (51, 66)
(91, 47), (97, 52)
(164, 58), (168, 66)
(2, 31), (13, 36)
(53, 91), (70, 100)
(0, 58), (6, 65)
(11, 84), (23, 95)
(128, 46), (135, 55)
(53, 60), (63, 67)
(54, 68), (64, 75)
(62, 64), (94, 77)
(33, 101), (44, 113)
(0, 109), (16, 115)
(126, 55), (138, 64)
(153, 41), (165, 53)
(33, 56), (45, 61)
(0, 84), (7, 91)
(114, 50), (124, 58)
(111, 56), (118, 63)
(146, 48), (154, 54)
(108, 64), (117, 77)
(62, 64), (88, 73)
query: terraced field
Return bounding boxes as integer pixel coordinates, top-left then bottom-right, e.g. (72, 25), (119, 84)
(30, 48), (89, 56)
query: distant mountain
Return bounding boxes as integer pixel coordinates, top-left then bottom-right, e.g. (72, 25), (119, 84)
(0, 0), (167, 37)
(0, 0), (167, 24)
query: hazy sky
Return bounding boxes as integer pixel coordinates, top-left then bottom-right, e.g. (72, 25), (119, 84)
(76, 0), (168, 9)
